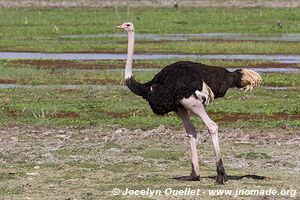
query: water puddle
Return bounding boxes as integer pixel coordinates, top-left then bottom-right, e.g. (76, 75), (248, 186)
(264, 86), (292, 90)
(0, 84), (125, 90)
(60, 33), (300, 42)
(1, 52), (300, 64)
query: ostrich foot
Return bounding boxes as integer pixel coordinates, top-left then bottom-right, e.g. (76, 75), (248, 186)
(216, 159), (228, 184)
(216, 172), (228, 184)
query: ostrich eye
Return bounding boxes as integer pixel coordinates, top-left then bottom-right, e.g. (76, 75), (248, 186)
(126, 24), (130, 27)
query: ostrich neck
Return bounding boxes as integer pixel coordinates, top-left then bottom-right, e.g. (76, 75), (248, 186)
(125, 31), (134, 80)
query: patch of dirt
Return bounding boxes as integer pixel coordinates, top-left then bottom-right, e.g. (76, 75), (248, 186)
(11, 60), (119, 70)
(0, 125), (299, 165)
(4, 109), (18, 117)
(3, 109), (80, 119)
(103, 110), (300, 121)
(104, 110), (145, 118)
(0, 125), (299, 199)
(53, 88), (81, 92)
(73, 78), (121, 84)
(0, 79), (17, 84)
(249, 62), (299, 68)
(1, 0), (300, 8)
(210, 112), (300, 122)
(11, 60), (160, 70)
(47, 111), (80, 119)
(104, 111), (132, 118)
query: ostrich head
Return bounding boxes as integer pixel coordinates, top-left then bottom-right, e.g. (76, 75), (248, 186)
(116, 22), (134, 32)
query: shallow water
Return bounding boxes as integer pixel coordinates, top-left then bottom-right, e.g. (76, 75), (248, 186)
(264, 86), (292, 90)
(0, 84), (125, 90)
(60, 33), (300, 42)
(1, 52), (300, 64)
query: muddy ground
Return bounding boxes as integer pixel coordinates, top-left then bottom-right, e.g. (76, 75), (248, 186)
(10, 60), (300, 70)
(1, 0), (300, 8)
(0, 125), (299, 199)
(10, 60), (160, 70)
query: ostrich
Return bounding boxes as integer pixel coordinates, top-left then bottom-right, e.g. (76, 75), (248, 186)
(117, 22), (262, 184)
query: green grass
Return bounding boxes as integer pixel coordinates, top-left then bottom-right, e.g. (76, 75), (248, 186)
(0, 6), (299, 200)
(0, 57), (299, 129)
(142, 150), (184, 161)
(135, 40), (300, 54)
(0, 85), (299, 129)
(235, 152), (271, 159)
(263, 73), (300, 87)
(0, 8), (300, 53)
(0, 60), (123, 85)
(104, 142), (122, 149)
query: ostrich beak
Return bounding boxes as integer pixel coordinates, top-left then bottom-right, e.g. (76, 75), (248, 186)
(116, 25), (123, 29)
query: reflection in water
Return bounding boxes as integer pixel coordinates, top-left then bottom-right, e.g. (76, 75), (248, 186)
(60, 33), (300, 42)
(0, 84), (125, 90)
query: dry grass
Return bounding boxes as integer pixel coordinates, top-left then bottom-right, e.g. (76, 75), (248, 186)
(1, 0), (300, 8)
(0, 125), (299, 199)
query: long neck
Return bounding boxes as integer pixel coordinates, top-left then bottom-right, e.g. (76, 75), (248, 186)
(125, 31), (134, 79)
(124, 30), (148, 98)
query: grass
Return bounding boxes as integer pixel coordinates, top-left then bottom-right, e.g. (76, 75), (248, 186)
(104, 142), (122, 149)
(0, 84), (299, 129)
(235, 152), (272, 159)
(263, 73), (300, 86)
(1, 126), (299, 199)
(0, 6), (299, 200)
(0, 8), (300, 53)
(0, 55), (300, 129)
(142, 150), (184, 161)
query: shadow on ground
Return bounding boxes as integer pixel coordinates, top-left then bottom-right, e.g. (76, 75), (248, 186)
(172, 174), (266, 181)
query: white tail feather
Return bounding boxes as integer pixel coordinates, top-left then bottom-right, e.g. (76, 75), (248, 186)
(240, 69), (262, 91)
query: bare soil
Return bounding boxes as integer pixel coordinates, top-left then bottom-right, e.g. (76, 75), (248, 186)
(0, 79), (17, 84)
(0, 125), (299, 199)
(1, 0), (300, 8)
(247, 62), (299, 68)
(10, 60), (160, 69)
(103, 111), (300, 121)
(210, 112), (300, 122)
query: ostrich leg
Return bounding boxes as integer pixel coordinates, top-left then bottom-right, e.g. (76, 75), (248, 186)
(180, 96), (228, 184)
(177, 107), (200, 181)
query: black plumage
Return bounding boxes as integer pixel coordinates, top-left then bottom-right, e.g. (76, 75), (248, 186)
(126, 61), (244, 115)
